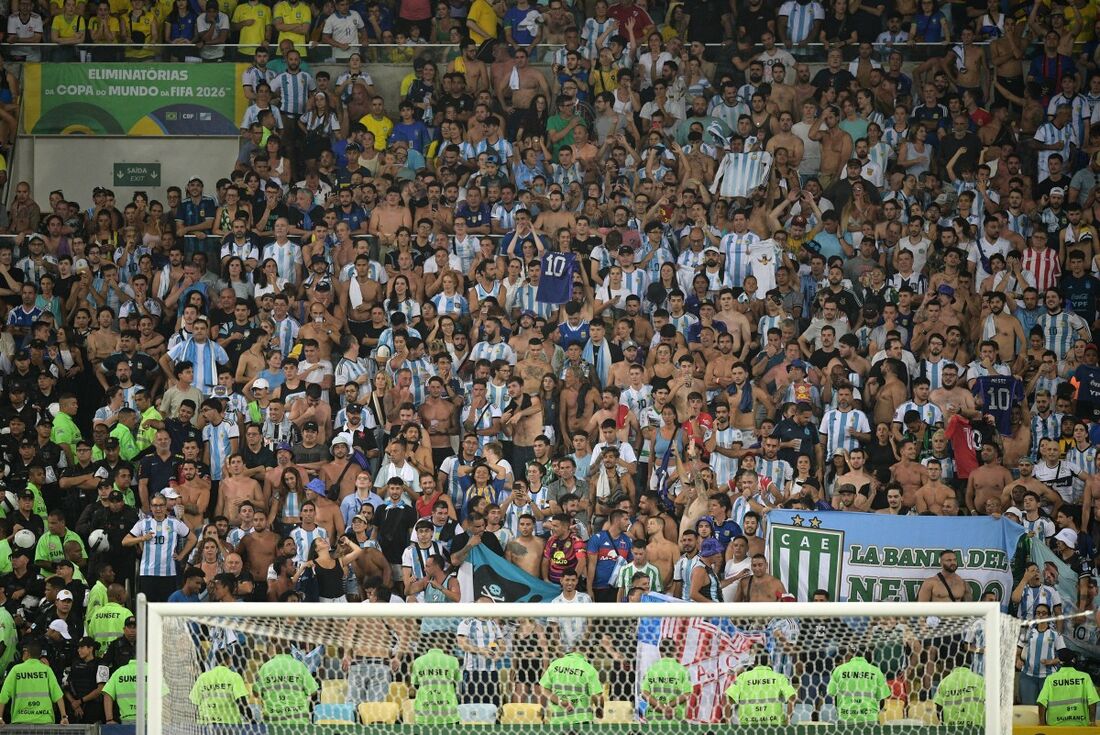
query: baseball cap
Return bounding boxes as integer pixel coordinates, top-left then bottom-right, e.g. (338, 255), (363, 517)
(302, 421), (319, 432)
(160, 487), (180, 500)
(1050, 187), (1065, 197)
(252, 378), (270, 390)
(937, 284), (955, 298)
(617, 245), (633, 255)
(352, 513), (370, 524)
(48, 619), (72, 639)
(105, 437), (120, 448)
(1002, 506), (1023, 520)
(18, 490), (35, 500)
(1086, 344), (1099, 353)
(787, 359), (806, 371)
(276, 442), (294, 454)
(108, 490), (125, 502)
(1017, 456), (1034, 466)
(622, 339), (638, 350)
(125, 616), (137, 627)
(56, 590), (74, 602)
(703, 246), (720, 254)
(778, 593), (797, 602)
(77, 636), (97, 649)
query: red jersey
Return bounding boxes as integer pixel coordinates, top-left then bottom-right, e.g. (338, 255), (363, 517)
(945, 414), (980, 479)
(607, 3), (653, 44)
(543, 533), (586, 584)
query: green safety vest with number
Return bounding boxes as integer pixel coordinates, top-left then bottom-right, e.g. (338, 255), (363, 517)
(539, 652), (602, 724)
(103, 660), (138, 723)
(642, 657), (693, 721)
(725, 664), (797, 725)
(255, 654), (319, 724)
(932, 667), (985, 725)
(411, 648), (461, 724)
(0, 658), (63, 724)
(826, 656), (890, 724)
(189, 665), (249, 724)
(1036, 666), (1100, 727)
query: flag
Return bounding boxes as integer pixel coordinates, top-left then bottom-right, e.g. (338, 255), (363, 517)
(459, 545), (561, 602)
(1031, 541), (1100, 660)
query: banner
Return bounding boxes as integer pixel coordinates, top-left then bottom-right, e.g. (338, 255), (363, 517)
(766, 511), (1024, 606)
(460, 545), (561, 602)
(1030, 541), (1100, 661)
(23, 63), (247, 136)
(636, 592), (766, 723)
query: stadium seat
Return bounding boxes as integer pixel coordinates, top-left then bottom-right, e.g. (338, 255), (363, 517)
(459, 702), (499, 723)
(907, 700), (939, 724)
(358, 701), (400, 724)
(320, 679), (348, 704)
(401, 698), (415, 724)
(818, 703), (838, 722)
(599, 700), (635, 723)
(1013, 704), (1040, 725)
(879, 698), (907, 723)
(387, 681), (410, 704)
(500, 702), (543, 724)
(314, 703), (356, 723)
(790, 703), (815, 723)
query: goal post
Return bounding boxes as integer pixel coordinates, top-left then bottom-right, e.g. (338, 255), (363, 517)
(138, 598), (1013, 734)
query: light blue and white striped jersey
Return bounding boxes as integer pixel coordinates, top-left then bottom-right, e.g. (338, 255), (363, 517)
(819, 408), (870, 460)
(202, 419), (239, 481)
(290, 524), (328, 564)
(964, 619), (985, 675)
(335, 356), (370, 390)
(456, 618), (503, 670)
(1029, 412), (1063, 457)
(486, 380), (510, 415)
(130, 516), (190, 576)
(780, 0), (824, 44)
(1020, 514), (1055, 542)
(166, 338), (229, 390)
(1037, 310), (1088, 359)
(491, 202), (519, 232)
(710, 151), (773, 199)
(1017, 626), (1064, 678)
(880, 124), (908, 155)
(1046, 92), (1091, 144)
(919, 359), (950, 391)
(272, 315), (300, 357)
(1005, 210), (1032, 239)
(757, 457), (793, 495)
(720, 231), (761, 287)
(893, 400), (943, 426)
(620, 267), (650, 299)
(502, 486), (548, 536)
(1065, 445), (1096, 497)
(471, 340), (517, 365)
(707, 98), (750, 129)
(709, 427), (743, 486)
(402, 356), (433, 406)
(431, 291), (471, 317)
(678, 249), (705, 271)
(1032, 375), (1064, 398)
(385, 297), (421, 323)
(513, 282), (555, 319)
(766, 617), (799, 678)
(673, 554), (709, 601)
(461, 402), (501, 450)
(119, 384), (143, 410)
(867, 141), (891, 176)
(226, 525), (254, 548)
(1017, 584), (1062, 621)
(581, 17), (615, 57)
(262, 241), (303, 285)
(551, 45), (591, 69)
(758, 314), (783, 341)
(669, 312), (699, 335)
(474, 137), (513, 166)
(1034, 121), (1077, 182)
(272, 69), (316, 116)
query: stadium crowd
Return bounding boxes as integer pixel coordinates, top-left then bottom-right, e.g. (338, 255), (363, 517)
(1, 0), (1100, 727)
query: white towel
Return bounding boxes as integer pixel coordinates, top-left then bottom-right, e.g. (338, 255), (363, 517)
(509, 66), (521, 91)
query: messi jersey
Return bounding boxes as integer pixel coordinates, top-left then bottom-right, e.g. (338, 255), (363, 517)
(558, 320), (590, 348)
(537, 252), (578, 305)
(972, 375), (1023, 435)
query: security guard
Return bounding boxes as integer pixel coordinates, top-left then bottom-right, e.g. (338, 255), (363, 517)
(188, 652), (253, 725)
(103, 616), (137, 672)
(538, 650), (603, 724)
(725, 652), (797, 725)
(83, 584), (132, 655)
(64, 636), (109, 724)
(0, 639), (69, 725)
(826, 650), (891, 724)
(103, 658), (138, 723)
(254, 648), (320, 724)
(933, 652), (985, 726)
(641, 642), (693, 721)
(1037, 649), (1099, 726)
(410, 647), (461, 725)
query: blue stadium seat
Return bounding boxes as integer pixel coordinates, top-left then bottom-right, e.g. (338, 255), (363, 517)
(819, 703), (838, 722)
(314, 703), (357, 723)
(459, 702), (498, 723)
(790, 703), (815, 723)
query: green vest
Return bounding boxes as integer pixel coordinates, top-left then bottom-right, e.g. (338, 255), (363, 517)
(86, 602), (133, 655)
(826, 656), (890, 724)
(538, 652), (601, 724)
(34, 528), (85, 567)
(0, 658), (63, 723)
(411, 648), (461, 724)
(642, 657), (693, 721)
(255, 654), (319, 724)
(0, 608), (17, 672)
(933, 667), (985, 725)
(725, 664), (797, 725)
(85, 581), (108, 621)
(1037, 666), (1100, 727)
(139, 406), (163, 450)
(0, 539), (11, 575)
(189, 666), (249, 724)
(103, 660), (138, 722)
(23, 483), (47, 521)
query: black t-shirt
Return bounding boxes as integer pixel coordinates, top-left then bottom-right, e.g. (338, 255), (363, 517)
(1033, 174), (1072, 202)
(100, 351), (160, 387)
(449, 529), (505, 559)
(240, 444), (277, 471)
(736, 3), (776, 43)
(812, 68), (855, 94)
(1, 267), (26, 306)
(808, 347), (838, 371)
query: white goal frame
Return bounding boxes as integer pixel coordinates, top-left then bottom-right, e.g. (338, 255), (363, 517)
(137, 598), (1007, 734)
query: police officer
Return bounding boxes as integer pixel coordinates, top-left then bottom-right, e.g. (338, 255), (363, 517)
(88, 490), (139, 588)
(0, 639), (69, 725)
(103, 616), (137, 672)
(64, 636), (109, 724)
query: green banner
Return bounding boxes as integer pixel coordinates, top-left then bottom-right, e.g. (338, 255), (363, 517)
(23, 63), (247, 136)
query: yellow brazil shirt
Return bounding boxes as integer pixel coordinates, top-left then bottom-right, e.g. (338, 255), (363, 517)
(232, 2), (273, 54)
(89, 15), (122, 39)
(50, 13), (85, 41)
(108, 0), (132, 15)
(359, 114), (393, 150)
(273, 0), (311, 50)
(466, 0), (498, 44)
(124, 11), (157, 58)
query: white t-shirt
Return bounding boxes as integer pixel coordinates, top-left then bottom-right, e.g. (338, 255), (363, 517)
(7, 13), (43, 61)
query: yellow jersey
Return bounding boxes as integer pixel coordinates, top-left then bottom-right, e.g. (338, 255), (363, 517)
(359, 114), (393, 150)
(124, 10), (157, 58)
(51, 13), (85, 41)
(466, 0), (498, 44)
(232, 1), (273, 54)
(273, 0), (311, 50)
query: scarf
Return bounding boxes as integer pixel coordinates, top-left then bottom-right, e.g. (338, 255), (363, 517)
(583, 338), (612, 388)
(726, 380), (755, 413)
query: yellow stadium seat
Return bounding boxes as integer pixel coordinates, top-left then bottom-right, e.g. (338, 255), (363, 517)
(1013, 704), (1040, 725)
(599, 700), (634, 724)
(320, 679), (348, 704)
(401, 698), (416, 724)
(358, 701), (400, 724)
(907, 701), (939, 724)
(387, 681), (410, 705)
(879, 698), (906, 723)
(500, 702), (543, 724)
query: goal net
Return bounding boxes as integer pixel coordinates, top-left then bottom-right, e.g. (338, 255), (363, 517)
(138, 600), (1014, 734)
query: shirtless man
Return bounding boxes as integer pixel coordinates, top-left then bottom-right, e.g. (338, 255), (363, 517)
(85, 314), (119, 366)
(644, 516), (679, 589)
(587, 387), (635, 444)
(990, 16), (1024, 103)
(449, 39), (490, 94)
(505, 514), (545, 577)
(877, 486), (911, 515)
(633, 491), (678, 544)
(807, 105), (852, 189)
(740, 512), (765, 557)
(945, 27), (985, 98)
(368, 186), (413, 249)
(966, 443), (1014, 514)
(891, 440), (929, 508)
(765, 110), (804, 169)
(930, 363), (980, 420)
(872, 362), (908, 426)
(496, 48), (550, 117)
(310, 488), (346, 541)
(1002, 462), (1063, 515)
(766, 65), (798, 117)
(176, 459), (211, 531)
(264, 445), (299, 503)
(319, 437), (361, 501)
(983, 292), (1025, 368)
(915, 459), (955, 515)
(217, 454), (265, 526)
(342, 255), (385, 323)
(237, 509), (279, 595)
(916, 550), (972, 602)
(734, 553), (786, 602)
(419, 377), (459, 467)
(533, 190), (576, 236)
